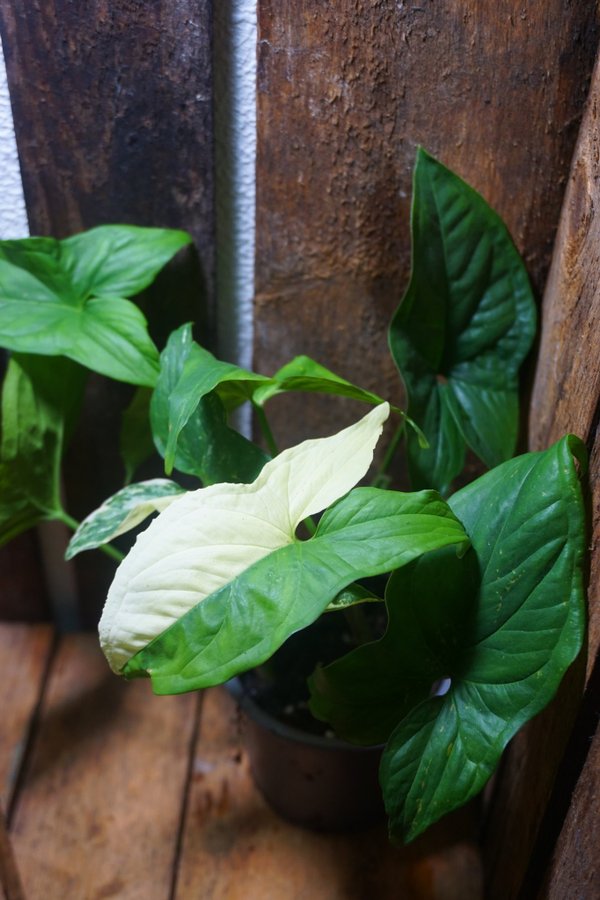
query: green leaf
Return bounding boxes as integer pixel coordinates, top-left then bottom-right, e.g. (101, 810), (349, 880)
(322, 436), (586, 842)
(0, 263), (160, 386)
(309, 545), (479, 746)
(150, 325), (269, 483)
(0, 353), (85, 543)
(389, 148), (536, 492)
(66, 479), (185, 559)
(101, 404), (394, 672)
(123, 487), (468, 693)
(253, 355), (392, 409)
(119, 387), (155, 484)
(59, 225), (192, 298)
(0, 226), (191, 386)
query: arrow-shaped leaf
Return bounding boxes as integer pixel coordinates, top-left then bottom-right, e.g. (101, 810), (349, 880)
(389, 149), (536, 493)
(310, 435), (586, 842)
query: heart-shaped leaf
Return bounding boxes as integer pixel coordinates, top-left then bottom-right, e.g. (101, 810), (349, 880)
(0, 226), (191, 386)
(310, 435), (586, 842)
(389, 148), (536, 493)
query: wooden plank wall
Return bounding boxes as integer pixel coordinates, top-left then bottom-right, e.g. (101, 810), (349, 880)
(253, 1), (599, 449)
(0, 2), (214, 624)
(253, 2), (600, 897)
(483, 49), (600, 899)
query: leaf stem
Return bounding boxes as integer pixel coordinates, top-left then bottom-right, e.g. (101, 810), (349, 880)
(254, 403), (279, 457)
(371, 421), (405, 489)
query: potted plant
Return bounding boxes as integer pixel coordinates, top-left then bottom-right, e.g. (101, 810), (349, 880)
(0, 149), (586, 844)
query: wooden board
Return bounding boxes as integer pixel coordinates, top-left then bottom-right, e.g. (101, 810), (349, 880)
(254, 1), (599, 449)
(483, 48), (600, 900)
(0, 624), (54, 813)
(9, 634), (199, 900)
(539, 720), (600, 898)
(0, 534), (50, 622)
(175, 687), (482, 900)
(0, 1), (215, 622)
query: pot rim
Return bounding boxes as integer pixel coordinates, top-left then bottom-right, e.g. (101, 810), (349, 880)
(226, 676), (383, 754)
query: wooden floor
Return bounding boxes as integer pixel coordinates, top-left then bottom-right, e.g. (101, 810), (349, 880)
(0, 623), (483, 900)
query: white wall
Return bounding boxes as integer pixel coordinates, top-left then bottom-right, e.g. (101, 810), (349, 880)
(0, 34), (29, 239)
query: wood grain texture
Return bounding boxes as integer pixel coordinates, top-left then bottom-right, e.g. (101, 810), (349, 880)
(10, 634), (199, 900)
(254, 0), (599, 449)
(483, 49), (600, 900)
(539, 720), (600, 899)
(0, 1), (214, 281)
(0, 1), (215, 622)
(175, 687), (482, 900)
(0, 623), (54, 812)
(0, 808), (25, 900)
(0, 534), (50, 621)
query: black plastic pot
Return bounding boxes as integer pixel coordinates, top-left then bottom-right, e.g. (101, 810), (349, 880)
(227, 676), (385, 832)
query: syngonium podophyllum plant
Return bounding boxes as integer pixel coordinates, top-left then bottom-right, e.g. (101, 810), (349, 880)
(0, 150), (587, 843)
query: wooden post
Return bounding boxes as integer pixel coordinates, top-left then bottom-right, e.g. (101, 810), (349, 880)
(0, 2), (215, 623)
(483, 47), (600, 900)
(254, 1), (598, 449)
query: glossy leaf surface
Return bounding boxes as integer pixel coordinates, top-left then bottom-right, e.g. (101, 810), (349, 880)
(101, 404), (392, 672)
(0, 226), (191, 386)
(389, 149), (536, 493)
(253, 355), (391, 409)
(310, 436), (586, 842)
(123, 486), (468, 693)
(150, 325), (269, 483)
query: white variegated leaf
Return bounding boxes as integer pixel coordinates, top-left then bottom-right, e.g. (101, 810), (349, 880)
(99, 403), (390, 672)
(67, 479), (185, 559)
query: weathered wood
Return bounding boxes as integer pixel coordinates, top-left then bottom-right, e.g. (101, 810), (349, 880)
(254, 0), (599, 449)
(0, 623), (54, 812)
(0, 1), (215, 621)
(0, 807), (25, 900)
(483, 48), (600, 899)
(0, 1), (214, 284)
(10, 633), (199, 899)
(539, 717), (600, 899)
(0, 535), (50, 621)
(175, 687), (482, 899)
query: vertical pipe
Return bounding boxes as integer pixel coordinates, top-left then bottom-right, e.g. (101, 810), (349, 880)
(213, 0), (257, 431)
(0, 34), (28, 238)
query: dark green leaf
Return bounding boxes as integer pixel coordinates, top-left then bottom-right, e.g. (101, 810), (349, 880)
(119, 387), (155, 484)
(389, 148), (536, 492)
(378, 436), (586, 841)
(150, 325), (269, 483)
(309, 545), (479, 746)
(152, 325), (270, 472)
(123, 486), (469, 693)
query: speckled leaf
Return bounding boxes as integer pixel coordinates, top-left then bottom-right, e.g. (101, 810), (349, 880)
(66, 479), (185, 559)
